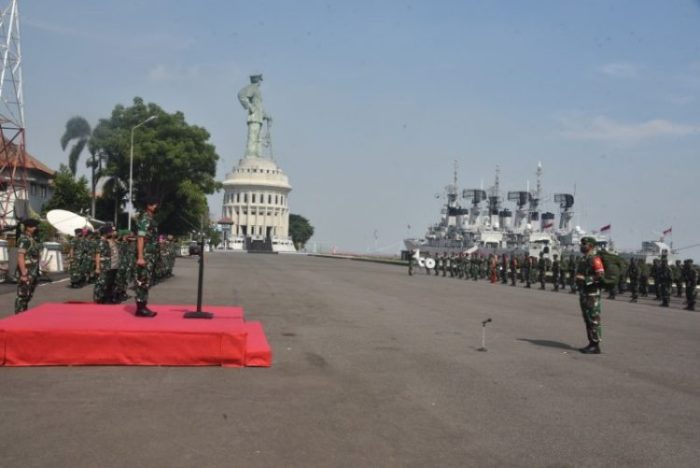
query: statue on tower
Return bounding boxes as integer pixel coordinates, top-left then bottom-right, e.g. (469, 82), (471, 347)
(237, 74), (272, 158)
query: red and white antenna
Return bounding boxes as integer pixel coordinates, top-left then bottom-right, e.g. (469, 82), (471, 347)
(0, 0), (27, 229)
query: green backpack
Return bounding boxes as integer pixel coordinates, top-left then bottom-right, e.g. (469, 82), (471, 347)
(597, 250), (628, 290)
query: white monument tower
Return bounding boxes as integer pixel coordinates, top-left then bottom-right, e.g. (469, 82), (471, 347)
(221, 74), (295, 252)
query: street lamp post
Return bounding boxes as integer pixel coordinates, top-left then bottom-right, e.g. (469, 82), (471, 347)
(128, 115), (157, 230)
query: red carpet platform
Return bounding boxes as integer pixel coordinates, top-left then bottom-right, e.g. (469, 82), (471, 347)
(0, 303), (271, 367)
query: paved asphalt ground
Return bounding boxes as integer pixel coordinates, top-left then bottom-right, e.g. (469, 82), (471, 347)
(1, 253), (698, 467)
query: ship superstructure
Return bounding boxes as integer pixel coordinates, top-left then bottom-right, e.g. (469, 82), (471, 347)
(404, 163), (608, 258)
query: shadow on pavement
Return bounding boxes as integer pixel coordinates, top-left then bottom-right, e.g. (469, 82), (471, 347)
(517, 338), (577, 350)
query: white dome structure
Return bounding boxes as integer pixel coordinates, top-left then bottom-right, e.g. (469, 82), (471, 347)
(221, 156), (295, 252)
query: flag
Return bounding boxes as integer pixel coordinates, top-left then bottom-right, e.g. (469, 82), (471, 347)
(600, 224), (611, 232)
(662, 227), (672, 236)
(542, 222), (554, 229)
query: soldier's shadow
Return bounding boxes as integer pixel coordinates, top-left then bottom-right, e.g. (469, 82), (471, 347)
(517, 338), (577, 350)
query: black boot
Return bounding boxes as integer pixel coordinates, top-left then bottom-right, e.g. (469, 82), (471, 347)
(579, 342), (601, 354)
(135, 301), (157, 318)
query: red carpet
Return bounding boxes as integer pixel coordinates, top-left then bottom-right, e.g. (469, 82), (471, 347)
(0, 303), (271, 367)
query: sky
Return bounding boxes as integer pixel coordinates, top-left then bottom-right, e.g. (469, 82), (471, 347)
(14, 0), (700, 257)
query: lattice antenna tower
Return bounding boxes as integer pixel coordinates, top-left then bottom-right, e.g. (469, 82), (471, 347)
(0, 0), (27, 229)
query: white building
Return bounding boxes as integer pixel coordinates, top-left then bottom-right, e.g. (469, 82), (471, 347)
(221, 156), (295, 252)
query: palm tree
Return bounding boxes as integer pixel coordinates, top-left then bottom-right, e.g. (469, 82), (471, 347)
(60, 116), (92, 176)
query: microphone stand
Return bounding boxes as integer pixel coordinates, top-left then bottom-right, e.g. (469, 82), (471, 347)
(184, 222), (214, 319)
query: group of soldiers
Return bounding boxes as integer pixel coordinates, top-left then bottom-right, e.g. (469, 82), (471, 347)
(68, 225), (177, 304)
(408, 250), (698, 312)
(14, 196), (177, 318)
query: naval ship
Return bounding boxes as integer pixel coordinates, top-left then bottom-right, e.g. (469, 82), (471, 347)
(404, 163), (610, 259)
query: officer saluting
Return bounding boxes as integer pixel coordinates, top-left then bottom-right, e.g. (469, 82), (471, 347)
(133, 195), (160, 317)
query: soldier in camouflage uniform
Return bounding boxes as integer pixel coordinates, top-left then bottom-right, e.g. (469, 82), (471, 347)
(672, 260), (683, 298)
(537, 253), (547, 290)
(658, 255), (672, 307)
(500, 254), (508, 284)
(559, 255), (568, 291)
(134, 196), (160, 317)
(551, 254), (560, 292)
(576, 237), (605, 354)
(628, 257), (639, 303)
(69, 228), (84, 287)
(113, 230), (132, 303)
(94, 225), (119, 304)
(509, 253), (518, 286)
(682, 259), (697, 311)
(14, 219), (43, 313)
(639, 260), (650, 297)
(522, 255), (532, 288)
(650, 259), (660, 300)
(407, 250), (415, 276)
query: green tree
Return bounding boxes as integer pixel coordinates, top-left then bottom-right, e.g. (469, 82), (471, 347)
(42, 165), (91, 214)
(89, 97), (221, 235)
(60, 116), (92, 176)
(289, 213), (314, 249)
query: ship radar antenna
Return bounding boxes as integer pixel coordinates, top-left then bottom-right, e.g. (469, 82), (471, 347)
(491, 165), (501, 197)
(453, 159), (458, 189)
(535, 161), (543, 200)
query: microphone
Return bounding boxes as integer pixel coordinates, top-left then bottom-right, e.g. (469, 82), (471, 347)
(482, 318), (492, 326)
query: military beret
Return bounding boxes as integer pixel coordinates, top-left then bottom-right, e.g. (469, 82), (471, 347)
(142, 194), (160, 206)
(100, 225), (114, 235)
(580, 236), (597, 245)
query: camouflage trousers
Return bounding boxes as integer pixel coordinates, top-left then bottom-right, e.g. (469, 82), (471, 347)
(579, 290), (602, 344)
(134, 263), (152, 304)
(685, 280), (697, 309)
(114, 266), (129, 299)
(629, 277), (639, 299)
(94, 269), (116, 304)
(660, 281), (671, 305)
(69, 258), (83, 285)
(15, 273), (38, 313)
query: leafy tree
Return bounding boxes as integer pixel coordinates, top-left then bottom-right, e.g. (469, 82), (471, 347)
(289, 213), (314, 249)
(89, 97), (221, 235)
(60, 116), (92, 176)
(42, 165), (91, 214)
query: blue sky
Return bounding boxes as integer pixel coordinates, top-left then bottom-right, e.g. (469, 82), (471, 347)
(17, 0), (700, 256)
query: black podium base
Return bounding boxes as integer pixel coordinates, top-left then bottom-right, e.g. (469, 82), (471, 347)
(183, 310), (214, 319)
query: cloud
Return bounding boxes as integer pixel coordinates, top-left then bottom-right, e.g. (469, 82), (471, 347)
(560, 116), (700, 143)
(598, 62), (641, 79)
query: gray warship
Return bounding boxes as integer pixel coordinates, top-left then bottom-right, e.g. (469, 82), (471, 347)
(404, 163), (610, 259)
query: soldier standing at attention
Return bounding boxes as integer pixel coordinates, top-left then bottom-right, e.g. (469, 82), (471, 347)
(434, 253), (441, 276)
(522, 255), (531, 288)
(672, 260), (684, 298)
(551, 254), (560, 291)
(658, 255), (672, 307)
(538, 253), (547, 290)
(576, 237), (605, 354)
(134, 196), (160, 317)
(441, 252), (448, 277)
(14, 219), (43, 313)
(628, 257), (639, 303)
(509, 253), (518, 286)
(407, 250), (415, 276)
(682, 259), (696, 311)
(568, 254), (578, 294)
(639, 260), (650, 297)
(500, 254), (508, 284)
(559, 254), (568, 291)
(69, 228), (83, 288)
(94, 225), (118, 304)
(651, 259), (661, 300)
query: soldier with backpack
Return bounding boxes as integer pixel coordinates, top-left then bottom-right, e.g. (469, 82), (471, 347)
(575, 237), (605, 354)
(658, 255), (672, 307)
